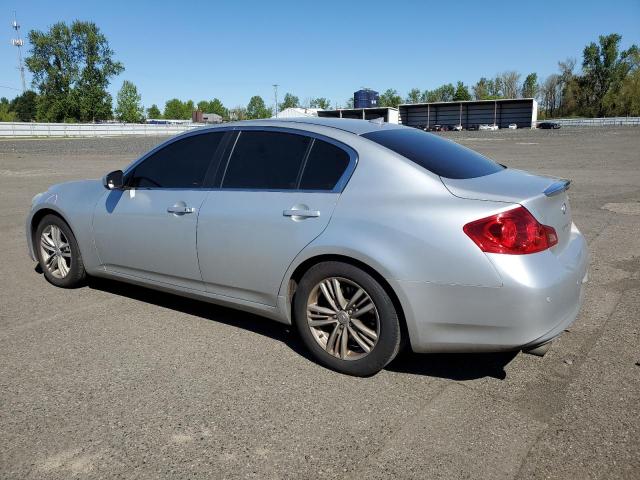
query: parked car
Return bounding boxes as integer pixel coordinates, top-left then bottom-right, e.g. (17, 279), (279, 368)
(430, 124), (443, 132)
(538, 122), (561, 129)
(467, 124), (479, 131)
(27, 118), (588, 376)
(452, 124), (463, 131)
(508, 123), (518, 129)
(479, 124), (499, 131)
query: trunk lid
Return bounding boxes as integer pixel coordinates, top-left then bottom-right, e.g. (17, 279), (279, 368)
(442, 169), (573, 251)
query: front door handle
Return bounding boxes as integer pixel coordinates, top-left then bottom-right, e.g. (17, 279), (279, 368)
(283, 209), (320, 218)
(167, 205), (195, 214)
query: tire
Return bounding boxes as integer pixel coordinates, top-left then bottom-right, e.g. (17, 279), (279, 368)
(35, 214), (86, 288)
(293, 261), (401, 376)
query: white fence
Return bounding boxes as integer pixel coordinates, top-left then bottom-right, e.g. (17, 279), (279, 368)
(0, 122), (205, 138)
(540, 117), (640, 127)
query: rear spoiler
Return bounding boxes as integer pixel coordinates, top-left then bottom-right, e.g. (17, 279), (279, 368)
(543, 179), (571, 197)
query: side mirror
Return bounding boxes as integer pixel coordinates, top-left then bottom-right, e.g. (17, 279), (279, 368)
(103, 170), (124, 190)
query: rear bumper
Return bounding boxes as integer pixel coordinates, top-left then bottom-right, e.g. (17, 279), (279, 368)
(394, 223), (589, 353)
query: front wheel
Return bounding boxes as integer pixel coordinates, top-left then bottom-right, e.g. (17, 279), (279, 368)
(35, 214), (86, 288)
(293, 261), (401, 376)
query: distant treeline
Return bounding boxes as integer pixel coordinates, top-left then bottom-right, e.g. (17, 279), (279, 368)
(0, 22), (637, 123)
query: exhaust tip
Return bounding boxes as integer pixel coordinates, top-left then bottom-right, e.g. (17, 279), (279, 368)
(523, 341), (552, 357)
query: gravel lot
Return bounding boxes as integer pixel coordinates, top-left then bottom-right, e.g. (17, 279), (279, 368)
(1, 127), (639, 479)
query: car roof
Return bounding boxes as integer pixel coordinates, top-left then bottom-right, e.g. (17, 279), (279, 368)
(203, 117), (406, 136)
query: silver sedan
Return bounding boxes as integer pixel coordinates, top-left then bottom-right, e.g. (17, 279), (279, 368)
(26, 118), (589, 376)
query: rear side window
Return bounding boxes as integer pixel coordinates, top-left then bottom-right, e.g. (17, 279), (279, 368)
(223, 131), (310, 189)
(362, 128), (504, 179)
(300, 140), (350, 190)
(130, 132), (224, 188)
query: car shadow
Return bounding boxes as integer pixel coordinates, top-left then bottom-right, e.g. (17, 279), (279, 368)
(86, 276), (517, 380)
(387, 350), (517, 380)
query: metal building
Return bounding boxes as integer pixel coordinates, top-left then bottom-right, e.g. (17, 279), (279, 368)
(317, 107), (399, 124)
(399, 98), (537, 129)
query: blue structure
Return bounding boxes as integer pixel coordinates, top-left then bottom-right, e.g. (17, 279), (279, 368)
(354, 89), (379, 109)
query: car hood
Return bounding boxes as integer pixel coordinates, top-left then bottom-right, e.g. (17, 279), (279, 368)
(47, 178), (103, 194)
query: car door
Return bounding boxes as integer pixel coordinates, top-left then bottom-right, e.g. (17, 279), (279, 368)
(92, 131), (226, 290)
(197, 129), (356, 306)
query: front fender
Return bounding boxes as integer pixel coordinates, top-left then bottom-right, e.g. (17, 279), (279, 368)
(26, 180), (106, 272)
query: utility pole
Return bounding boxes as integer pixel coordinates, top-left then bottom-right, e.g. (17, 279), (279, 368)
(11, 12), (27, 93)
(272, 84), (279, 117)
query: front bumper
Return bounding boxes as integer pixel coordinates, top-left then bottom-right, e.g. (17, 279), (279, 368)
(394, 223), (589, 353)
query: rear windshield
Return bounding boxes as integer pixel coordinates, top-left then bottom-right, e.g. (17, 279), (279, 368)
(362, 128), (504, 179)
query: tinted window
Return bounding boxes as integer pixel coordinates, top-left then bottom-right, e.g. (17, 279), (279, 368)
(300, 140), (351, 190)
(223, 131), (310, 189)
(362, 128), (504, 179)
(130, 132), (224, 188)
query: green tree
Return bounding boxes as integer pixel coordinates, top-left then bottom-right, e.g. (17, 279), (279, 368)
(453, 81), (472, 101)
(25, 20), (123, 122)
(405, 88), (422, 104)
(473, 78), (490, 100)
(164, 98), (187, 119)
(115, 80), (144, 123)
(0, 97), (17, 121)
(9, 90), (38, 121)
(378, 88), (402, 107)
(246, 95), (271, 119)
(557, 58), (579, 116)
(422, 84), (455, 102)
(488, 77), (503, 98)
(345, 97), (354, 108)
(229, 106), (247, 121)
(309, 97), (331, 109)
(279, 93), (299, 111)
(146, 104), (162, 118)
(615, 67), (640, 115)
(580, 33), (639, 116)
(197, 98), (228, 118)
(183, 100), (195, 119)
(521, 73), (538, 98)
(72, 21), (124, 121)
(26, 22), (77, 121)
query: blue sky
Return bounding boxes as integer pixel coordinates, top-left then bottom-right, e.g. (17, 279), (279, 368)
(1, 0), (639, 110)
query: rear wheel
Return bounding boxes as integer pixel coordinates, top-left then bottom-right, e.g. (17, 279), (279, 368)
(35, 214), (86, 288)
(294, 261), (401, 376)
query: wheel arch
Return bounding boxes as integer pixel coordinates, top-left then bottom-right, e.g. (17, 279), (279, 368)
(284, 253), (409, 347)
(28, 207), (74, 257)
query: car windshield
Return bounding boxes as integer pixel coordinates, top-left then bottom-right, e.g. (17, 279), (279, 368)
(362, 128), (505, 179)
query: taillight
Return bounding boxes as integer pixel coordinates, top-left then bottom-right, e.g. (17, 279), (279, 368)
(463, 206), (558, 255)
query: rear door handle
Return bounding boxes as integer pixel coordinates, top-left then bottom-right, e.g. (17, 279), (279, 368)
(167, 205), (195, 214)
(283, 209), (320, 218)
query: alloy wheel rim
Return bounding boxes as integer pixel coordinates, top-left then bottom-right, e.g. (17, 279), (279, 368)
(40, 225), (72, 279)
(306, 277), (379, 360)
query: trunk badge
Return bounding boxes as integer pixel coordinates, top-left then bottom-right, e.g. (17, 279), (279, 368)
(561, 203), (567, 214)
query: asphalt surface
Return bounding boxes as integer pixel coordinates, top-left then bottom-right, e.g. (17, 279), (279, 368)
(1, 127), (639, 479)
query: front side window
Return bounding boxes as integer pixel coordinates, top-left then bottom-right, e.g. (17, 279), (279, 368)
(222, 131), (311, 189)
(129, 132), (224, 188)
(300, 140), (351, 190)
